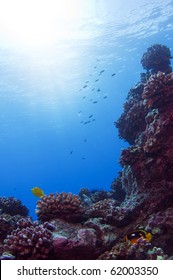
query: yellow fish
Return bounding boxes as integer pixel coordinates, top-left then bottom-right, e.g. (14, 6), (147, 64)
(124, 230), (152, 244)
(31, 187), (44, 198)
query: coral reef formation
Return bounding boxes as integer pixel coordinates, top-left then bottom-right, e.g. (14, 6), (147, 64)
(141, 43), (172, 74)
(0, 196), (29, 251)
(115, 83), (147, 144)
(2, 218), (53, 259)
(98, 239), (168, 260)
(79, 188), (110, 204)
(1, 43), (173, 260)
(0, 196), (29, 216)
(36, 192), (84, 222)
(51, 219), (98, 259)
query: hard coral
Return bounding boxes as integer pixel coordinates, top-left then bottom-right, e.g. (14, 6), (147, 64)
(98, 239), (168, 260)
(141, 44), (172, 74)
(142, 71), (173, 110)
(0, 196), (29, 216)
(0, 214), (24, 242)
(85, 199), (119, 219)
(78, 187), (111, 205)
(36, 192), (84, 222)
(110, 173), (126, 203)
(115, 84), (146, 144)
(2, 218), (52, 260)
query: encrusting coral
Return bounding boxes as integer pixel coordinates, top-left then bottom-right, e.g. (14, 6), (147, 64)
(98, 239), (168, 260)
(142, 71), (173, 109)
(115, 83), (147, 144)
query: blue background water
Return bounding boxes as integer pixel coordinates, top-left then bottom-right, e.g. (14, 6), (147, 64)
(0, 0), (173, 220)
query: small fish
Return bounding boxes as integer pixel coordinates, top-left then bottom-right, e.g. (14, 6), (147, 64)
(84, 139), (87, 142)
(91, 88), (95, 91)
(81, 121), (84, 123)
(31, 187), (44, 198)
(97, 59), (100, 62)
(111, 73), (116, 76)
(97, 88), (101, 92)
(84, 121), (91, 124)
(70, 150), (73, 154)
(81, 157), (86, 160)
(92, 119), (96, 121)
(95, 79), (99, 82)
(93, 101), (98, 104)
(99, 69), (105, 75)
(82, 96), (86, 99)
(94, 66), (97, 69)
(124, 230), (152, 245)
(83, 85), (87, 88)
(89, 114), (93, 118)
(78, 110), (82, 114)
(85, 81), (89, 83)
(103, 95), (108, 99)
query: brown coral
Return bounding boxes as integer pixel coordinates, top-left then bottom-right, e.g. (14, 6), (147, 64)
(36, 192), (84, 222)
(2, 218), (52, 260)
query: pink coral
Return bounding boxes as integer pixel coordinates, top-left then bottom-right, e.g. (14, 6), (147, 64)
(36, 192), (84, 222)
(2, 218), (52, 259)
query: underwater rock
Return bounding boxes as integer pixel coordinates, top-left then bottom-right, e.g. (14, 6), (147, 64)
(49, 216), (121, 260)
(51, 219), (98, 259)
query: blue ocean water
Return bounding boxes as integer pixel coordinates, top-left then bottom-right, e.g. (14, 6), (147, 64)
(0, 0), (173, 220)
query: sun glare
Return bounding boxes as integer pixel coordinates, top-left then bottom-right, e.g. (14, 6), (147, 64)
(0, 0), (88, 48)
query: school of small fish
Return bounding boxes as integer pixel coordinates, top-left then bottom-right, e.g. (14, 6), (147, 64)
(70, 58), (116, 160)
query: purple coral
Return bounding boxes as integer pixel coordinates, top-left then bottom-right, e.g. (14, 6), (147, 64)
(2, 218), (53, 259)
